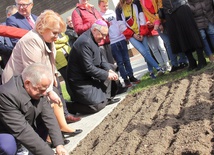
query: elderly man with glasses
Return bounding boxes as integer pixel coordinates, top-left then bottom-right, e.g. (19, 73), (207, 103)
(6, 0), (37, 46)
(66, 19), (121, 115)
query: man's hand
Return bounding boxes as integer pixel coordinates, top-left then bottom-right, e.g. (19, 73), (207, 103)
(108, 69), (118, 81)
(55, 145), (68, 155)
(48, 91), (62, 106)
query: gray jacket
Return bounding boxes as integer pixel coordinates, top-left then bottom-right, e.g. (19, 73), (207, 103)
(188, 0), (214, 29)
(0, 76), (64, 155)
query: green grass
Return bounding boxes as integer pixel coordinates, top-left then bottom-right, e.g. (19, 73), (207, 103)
(131, 61), (213, 94)
(60, 82), (71, 101)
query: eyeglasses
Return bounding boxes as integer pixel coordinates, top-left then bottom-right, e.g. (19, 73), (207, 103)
(16, 3), (32, 8)
(97, 29), (108, 38)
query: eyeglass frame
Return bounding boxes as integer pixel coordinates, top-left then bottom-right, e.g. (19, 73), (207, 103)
(16, 3), (32, 8)
(96, 28), (108, 38)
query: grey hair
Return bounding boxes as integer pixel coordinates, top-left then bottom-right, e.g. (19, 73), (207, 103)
(6, 5), (17, 16)
(21, 63), (53, 86)
(15, 0), (33, 3)
(91, 23), (102, 31)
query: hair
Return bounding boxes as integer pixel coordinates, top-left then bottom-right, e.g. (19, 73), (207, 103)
(35, 10), (66, 35)
(66, 16), (72, 24)
(15, 0), (33, 3)
(22, 63), (53, 86)
(91, 19), (108, 31)
(117, 0), (126, 9)
(6, 5), (17, 16)
(98, 0), (108, 5)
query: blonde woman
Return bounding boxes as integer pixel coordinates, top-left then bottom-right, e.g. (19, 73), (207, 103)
(2, 10), (82, 138)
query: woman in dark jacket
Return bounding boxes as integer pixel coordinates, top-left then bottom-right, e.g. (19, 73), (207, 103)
(162, 0), (207, 70)
(188, 0), (214, 63)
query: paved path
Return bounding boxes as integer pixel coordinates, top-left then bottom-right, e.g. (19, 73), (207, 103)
(64, 54), (148, 152)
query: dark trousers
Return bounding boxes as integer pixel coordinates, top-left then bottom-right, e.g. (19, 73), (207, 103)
(185, 48), (206, 67)
(67, 100), (107, 114)
(67, 79), (111, 115)
(0, 133), (17, 155)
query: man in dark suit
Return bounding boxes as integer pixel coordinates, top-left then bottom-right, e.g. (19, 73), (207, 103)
(66, 19), (120, 114)
(0, 63), (68, 155)
(6, 0), (37, 46)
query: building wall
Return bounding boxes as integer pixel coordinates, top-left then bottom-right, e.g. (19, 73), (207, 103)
(0, 0), (78, 23)
(0, 0), (120, 23)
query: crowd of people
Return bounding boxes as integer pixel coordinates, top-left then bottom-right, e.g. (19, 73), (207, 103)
(0, 0), (213, 154)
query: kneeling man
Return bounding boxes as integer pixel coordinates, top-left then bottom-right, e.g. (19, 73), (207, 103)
(66, 19), (120, 114)
(0, 63), (68, 155)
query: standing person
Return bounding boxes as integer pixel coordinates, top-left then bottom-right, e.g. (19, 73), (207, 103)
(0, 63), (68, 155)
(5, 5), (18, 18)
(66, 20), (120, 114)
(0, 25), (27, 84)
(162, 0), (207, 70)
(0, 5), (18, 70)
(6, 0), (37, 46)
(116, 0), (165, 79)
(138, 0), (188, 72)
(72, 0), (103, 36)
(2, 10), (81, 136)
(54, 33), (73, 96)
(139, 0), (171, 71)
(65, 16), (78, 48)
(188, 0), (214, 63)
(98, 0), (140, 87)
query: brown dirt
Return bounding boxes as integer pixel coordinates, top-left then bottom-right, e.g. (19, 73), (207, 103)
(70, 67), (214, 155)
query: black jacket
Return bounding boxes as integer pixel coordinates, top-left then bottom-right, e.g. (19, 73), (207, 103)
(162, 0), (187, 13)
(67, 29), (111, 105)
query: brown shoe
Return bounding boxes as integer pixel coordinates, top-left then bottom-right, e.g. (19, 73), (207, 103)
(65, 114), (81, 123)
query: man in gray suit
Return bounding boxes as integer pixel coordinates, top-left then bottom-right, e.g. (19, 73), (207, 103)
(0, 63), (68, 155)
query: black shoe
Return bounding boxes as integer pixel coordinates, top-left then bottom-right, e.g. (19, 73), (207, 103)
(62, 129), (83, 137)
(129, 76), (141, 84)
(116, 86), (128, 94)
(187, 64), (197, 71)
(196, 62), (207, 71)
(107, 98), (121, 105)
(187, 59), (197, 71)
(47, 139), (70, 148)
(170, 66), (179, 72)
(178, 63), (188, 69)
(64, 139), (70, 145)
